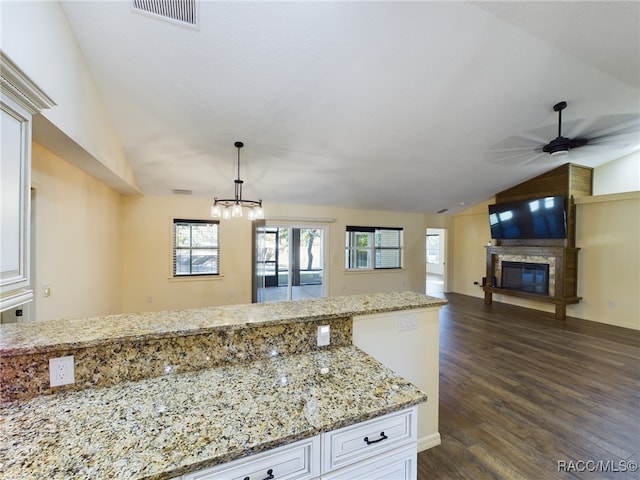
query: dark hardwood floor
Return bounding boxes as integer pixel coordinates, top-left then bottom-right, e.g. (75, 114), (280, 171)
(417, 293), (640, 480)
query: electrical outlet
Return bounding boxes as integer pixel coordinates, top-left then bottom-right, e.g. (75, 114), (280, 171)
(317, 325), (330, 347)
(49, 356), (75, 387)
(398, 315), (418, 332)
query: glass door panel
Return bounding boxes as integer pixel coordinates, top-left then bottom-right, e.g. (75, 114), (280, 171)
(292, 228), (323, 301)
(277, 228), (290, 289)
(263, 229), (278, 288)
(252, 220), (266, 303)
(261, 226), (325, 302)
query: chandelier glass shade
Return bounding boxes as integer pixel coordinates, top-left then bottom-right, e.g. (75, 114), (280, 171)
(211, 141), (264, 220)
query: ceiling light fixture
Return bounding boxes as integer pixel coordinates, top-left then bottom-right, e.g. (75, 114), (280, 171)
(211, 141), (264, 220)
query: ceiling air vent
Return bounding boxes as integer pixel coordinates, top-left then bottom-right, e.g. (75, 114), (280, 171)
(133, 0), (198, 27)
(171, 188), (193, 195)
(436, 208), (449, 214)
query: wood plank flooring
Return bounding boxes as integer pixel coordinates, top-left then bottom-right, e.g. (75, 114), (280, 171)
(417, 293), (639, 480)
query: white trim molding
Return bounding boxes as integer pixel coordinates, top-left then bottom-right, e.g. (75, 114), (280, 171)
(0, 50), (56, 114)
(418, 432), (442, 452)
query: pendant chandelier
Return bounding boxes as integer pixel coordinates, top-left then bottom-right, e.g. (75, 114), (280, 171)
(211, 141), (264, 220)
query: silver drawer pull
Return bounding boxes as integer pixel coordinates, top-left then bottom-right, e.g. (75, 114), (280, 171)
(364, 431), (388, 445)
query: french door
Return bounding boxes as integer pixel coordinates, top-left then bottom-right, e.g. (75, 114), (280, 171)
(254, 225), (325, 303)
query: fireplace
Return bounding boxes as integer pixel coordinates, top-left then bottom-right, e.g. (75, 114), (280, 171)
(485, 245), (580, 320)
(501, 261), (550, 295)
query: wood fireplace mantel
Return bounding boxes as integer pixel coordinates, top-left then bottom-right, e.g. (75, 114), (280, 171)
(483, 245), (581, 320)
(482, 164), (592, 320)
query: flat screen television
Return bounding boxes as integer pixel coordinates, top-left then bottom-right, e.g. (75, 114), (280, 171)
(488, 195), (567, 239)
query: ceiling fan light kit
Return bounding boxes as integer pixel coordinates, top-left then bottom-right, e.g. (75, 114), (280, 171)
(211, 141), (264, 221)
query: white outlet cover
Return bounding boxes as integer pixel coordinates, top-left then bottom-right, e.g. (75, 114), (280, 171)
(397, 315), (418, 332)
(317, 325), (330, 347)
(49, 356), (75, 387)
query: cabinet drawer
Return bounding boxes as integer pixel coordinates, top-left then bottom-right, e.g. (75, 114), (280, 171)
(322, 407), (417, 472)
(183, 435), (320, 480)
(321, 444), (417, 480)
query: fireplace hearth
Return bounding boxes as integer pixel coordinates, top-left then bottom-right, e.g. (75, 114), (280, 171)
(501, 261), (549, 295)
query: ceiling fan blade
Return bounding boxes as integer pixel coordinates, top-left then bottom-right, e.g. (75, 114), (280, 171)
(569, 138), (589, 149)
(585, 134), (639, 149)
(556, 143), (638, 165)
(572, 113), (640, 140)
(485, 134), (544, 151)
(484, 149), (547, 166)
(483, 133), (542, 165)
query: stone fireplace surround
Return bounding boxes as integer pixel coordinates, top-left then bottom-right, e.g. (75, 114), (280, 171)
(483, 245), (581, 320)
(497, 255), (556, 296)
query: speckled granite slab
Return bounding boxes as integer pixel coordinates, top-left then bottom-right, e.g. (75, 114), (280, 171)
(0, 292), (446, 355)
(0, 317), (351, 403)
(0, 346), (428, 480)
(0, 292), (446, 402)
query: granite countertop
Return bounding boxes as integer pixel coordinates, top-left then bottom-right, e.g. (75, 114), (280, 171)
(0, 345), (428, 480)
(0, 292), (447, 356)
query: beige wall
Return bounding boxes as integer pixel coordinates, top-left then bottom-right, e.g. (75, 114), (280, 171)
(593, 151), (640, 196)
(31, 143), (122, 321)
(120, 195), (252, 312)
(119, 199), (430, 313)
(450, 200), (494, 297)
(573, 193), (640, 329)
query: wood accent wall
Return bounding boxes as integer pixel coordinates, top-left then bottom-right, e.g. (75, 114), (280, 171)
(495, 163), (593, 248)
(484, 163), (593, 319)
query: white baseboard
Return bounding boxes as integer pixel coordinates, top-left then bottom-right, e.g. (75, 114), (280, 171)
(417, 432), (441, 452)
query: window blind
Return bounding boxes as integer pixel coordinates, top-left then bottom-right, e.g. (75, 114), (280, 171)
(173, 219), (220, 276)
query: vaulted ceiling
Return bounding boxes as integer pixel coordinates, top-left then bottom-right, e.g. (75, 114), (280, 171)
(59, 1), (639, 214)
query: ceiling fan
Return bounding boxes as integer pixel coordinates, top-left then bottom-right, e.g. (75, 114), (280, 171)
(484, 101), (640, 166)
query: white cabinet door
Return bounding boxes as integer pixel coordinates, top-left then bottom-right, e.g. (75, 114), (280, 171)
(0, 102), (28, 287)
(1, 79), (33, 313)
(0, 52), (54, 313)
(321, 444), (417, 480)
(182, 435), (320, 480)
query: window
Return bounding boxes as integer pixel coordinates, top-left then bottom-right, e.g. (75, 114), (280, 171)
(173, 219), (219, 276)
(345, 226), (403, 270)
(426, 234), (440, 264)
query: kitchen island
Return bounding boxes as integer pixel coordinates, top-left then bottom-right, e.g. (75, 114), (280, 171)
(0, 292), (446, 479)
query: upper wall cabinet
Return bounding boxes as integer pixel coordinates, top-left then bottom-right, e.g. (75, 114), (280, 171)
(1, 51), (55, 313)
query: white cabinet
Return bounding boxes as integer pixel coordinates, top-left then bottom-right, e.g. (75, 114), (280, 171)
(320, 444), (417, 480)
(322, 407), (416, 473)
(0, 51), (54, 314)
(179, 407), (418, 480)
(182, 436), (320, 480)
